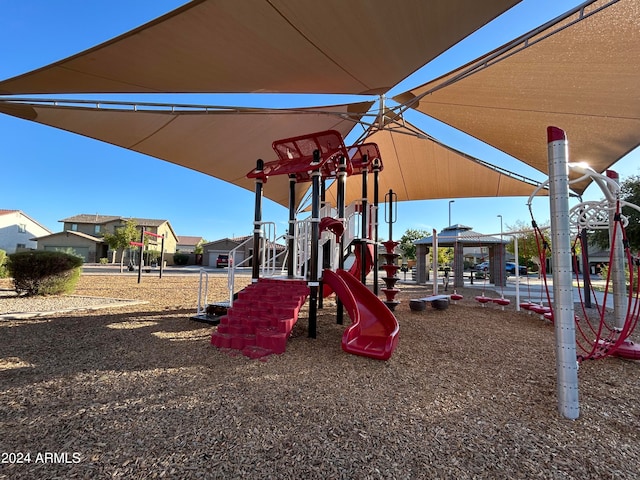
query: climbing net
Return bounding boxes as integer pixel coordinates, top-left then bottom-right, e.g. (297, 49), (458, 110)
(528, 165), (640, 361)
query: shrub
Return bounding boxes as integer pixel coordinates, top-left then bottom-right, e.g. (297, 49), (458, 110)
(0, 249), (7, 278)
(8, 251), (83, 296)
(99, 257), (109, 265)
(173, 252), (189, 266)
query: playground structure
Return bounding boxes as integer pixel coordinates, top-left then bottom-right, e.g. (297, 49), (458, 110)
(208, 130), (399, 360)
(380, 189), (401, 311)
(524, 127), (640, 420)
(527, 158), (640, 361)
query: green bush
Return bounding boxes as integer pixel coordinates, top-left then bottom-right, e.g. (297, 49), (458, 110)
(0, 249), (7, 278)
(99, 257), (109, 265)
(173, 252), (189, 265)
(8, 251), (83, 296)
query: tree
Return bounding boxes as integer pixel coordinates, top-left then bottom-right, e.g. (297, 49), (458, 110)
(505, 220), (551, 272)
(399, 228), (453, 267)
(194, 239), (206, 255)
(102, 219), (139, 272)
(399, 228), (429, 260)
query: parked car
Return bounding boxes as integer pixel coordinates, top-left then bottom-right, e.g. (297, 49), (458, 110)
(216, 254), (232, 268)
(475, 261), (490, 271)
(506, 262), (527, 275)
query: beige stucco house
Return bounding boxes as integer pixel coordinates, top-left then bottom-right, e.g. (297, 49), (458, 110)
(34, 214), (179, 264)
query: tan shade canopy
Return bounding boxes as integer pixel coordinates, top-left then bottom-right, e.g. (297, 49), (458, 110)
(0, 0), (520, 95)
(0, 100), (372, 207)
(394, 0), (640, 195)
(324, 122), (545, 207)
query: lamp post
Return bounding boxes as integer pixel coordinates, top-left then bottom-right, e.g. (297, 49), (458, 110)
(497, 214), (503, 236)
(448, 200), (455, 227)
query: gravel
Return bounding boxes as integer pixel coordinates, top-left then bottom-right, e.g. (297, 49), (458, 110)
(0, 275), (638, 479)
(0, 290), (146, 319)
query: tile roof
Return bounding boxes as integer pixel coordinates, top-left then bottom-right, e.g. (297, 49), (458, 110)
(177, 236), (203, 245)
(60, 214), (122, 224)
(59, 214), (169, 227)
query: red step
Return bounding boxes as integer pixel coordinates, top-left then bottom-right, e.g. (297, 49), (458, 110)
(210, 278), (309, 358)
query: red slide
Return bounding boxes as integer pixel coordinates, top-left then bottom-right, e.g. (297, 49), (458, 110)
(322, 269), (399, 361)
(323, 243), (374, 298)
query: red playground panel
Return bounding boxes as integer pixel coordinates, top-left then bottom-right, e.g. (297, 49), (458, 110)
(247, 130), (351, 183)
(348, 143), (383, 175)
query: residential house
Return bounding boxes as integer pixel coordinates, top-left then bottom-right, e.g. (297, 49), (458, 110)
(34, 214), (179, 264)
(0, 209), (52, 253)
(34, 230), (109, 263)
(177, 236), (204, 253)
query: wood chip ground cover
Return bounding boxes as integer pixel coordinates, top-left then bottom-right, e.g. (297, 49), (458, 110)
(0, 275), (638, 479)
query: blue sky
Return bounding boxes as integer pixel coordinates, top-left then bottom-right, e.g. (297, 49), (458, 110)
(1, 1), (638, 242)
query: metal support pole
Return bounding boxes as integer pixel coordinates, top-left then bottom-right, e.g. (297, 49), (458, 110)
(252, 160), (264, 284)
(287, 174), (296, 278)
(159, 235), (165, 279)
(387, 189), (394, 241)
(432, 229), (438, 296)
(606, 170), (626, 329)
(336, 155), (347, 325)
(580, 227), (592, 309)
(372, 158), (381, 295)
(137, 228), (144, 284)
(360, 155), (369, 286)
(547, 126), (579, 420)
(319, 179), (326, 310)
(308, 150), (321, 338)
(514, 234), (520, 310)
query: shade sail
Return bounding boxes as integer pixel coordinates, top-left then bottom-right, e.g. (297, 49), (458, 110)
(0, 100), (372, 207)
(324, 122), (545, 207)
(394, 0), (640, 195)
(0, 0), (521, 95)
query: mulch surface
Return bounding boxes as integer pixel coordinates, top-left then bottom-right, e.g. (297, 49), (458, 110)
(0, 275), (638, 479)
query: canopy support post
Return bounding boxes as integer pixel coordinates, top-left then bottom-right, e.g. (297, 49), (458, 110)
(547, 126), (579, 420)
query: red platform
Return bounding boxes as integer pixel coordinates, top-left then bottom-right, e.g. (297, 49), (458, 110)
(614, 340), (640, 360)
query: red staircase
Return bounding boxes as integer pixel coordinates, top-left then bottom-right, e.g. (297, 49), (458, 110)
(210, 278), (309, 359)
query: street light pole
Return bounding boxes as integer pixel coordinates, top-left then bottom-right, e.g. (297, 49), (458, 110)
(449, 200), (455, 227)
(497, 214), (503, 287)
